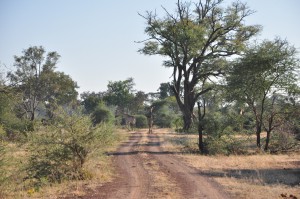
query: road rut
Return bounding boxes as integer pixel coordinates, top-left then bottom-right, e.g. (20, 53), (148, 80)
(80, 130), (229, 199)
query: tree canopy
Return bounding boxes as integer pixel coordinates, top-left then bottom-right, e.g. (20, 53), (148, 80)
(139, 0), (261, 130)
(7, 46), (78, 121)
(226, 38), (300, 149)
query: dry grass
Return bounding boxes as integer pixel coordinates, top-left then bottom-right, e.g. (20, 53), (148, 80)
(0, 128), (128, 199)
(160, 129), (300, 199)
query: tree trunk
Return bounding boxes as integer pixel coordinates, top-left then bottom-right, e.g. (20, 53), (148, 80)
(264, 131), (271, 151)
(197, 102), (205, 153)
(30, 111), (35, 121)
(183, 113), (192, 131)
(198, 123), (204, 153)
(170, 82), (196, 132)
(256, 124), (262, 148)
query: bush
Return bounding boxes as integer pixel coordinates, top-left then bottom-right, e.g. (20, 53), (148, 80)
(91, 103), (114, 125)
(172, 117), (183, 132)
(26, 110), (115, 187)
(135, 115), (148, 128)
(201, 112), (246, 155)
(205, 134), (244, 155)
(268, 131), (298, 153)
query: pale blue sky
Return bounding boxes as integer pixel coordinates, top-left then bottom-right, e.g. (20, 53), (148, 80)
(1, 0), (299, 94)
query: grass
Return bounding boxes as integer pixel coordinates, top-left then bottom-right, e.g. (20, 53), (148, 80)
(160, 129), (300, 199)
(0, 128), (128, 199)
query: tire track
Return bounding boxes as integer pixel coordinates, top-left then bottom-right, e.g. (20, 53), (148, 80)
(83, 131), (151, 199)
(78, 130), (229, 199)
(146, 132), (229, 199)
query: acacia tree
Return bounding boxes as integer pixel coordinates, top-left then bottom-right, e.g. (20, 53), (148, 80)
(7, 46), (78, 121)
(139, 0), (260, 130)
(226, 38), (300, 149)
(104, 78), (135, 113)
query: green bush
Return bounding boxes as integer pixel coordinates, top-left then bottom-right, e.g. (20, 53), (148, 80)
(172, 116), (183, 132)
(91, 103), (114, 125)
(154, 106), (176, 128)
(268, 131), (298, 153)
(205, 134), (244, 155)
(26, 110), (115, 187)
(201, 111), (246, 155)
(135, 115), (148, 128)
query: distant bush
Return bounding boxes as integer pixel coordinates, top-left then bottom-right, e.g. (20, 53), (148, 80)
(172, 116), (183, 132)
(91, 103), (114, 125)
(268, 131), (298, 153)
(0, 131), (8, 196)
(135, 115), (148, 128)
(201, 112), (246, 155)
(26, 109), (115, 188)
(205, 134), (244, 155)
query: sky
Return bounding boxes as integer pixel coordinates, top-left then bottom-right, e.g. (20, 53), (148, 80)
(0, 0), (299, 95)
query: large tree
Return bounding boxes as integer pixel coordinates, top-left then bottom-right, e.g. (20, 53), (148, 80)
(139, 0), (260, 130)
(104, 78), (135, 113)
(226, 38), (300, 149)
(7, 46), (78, 121)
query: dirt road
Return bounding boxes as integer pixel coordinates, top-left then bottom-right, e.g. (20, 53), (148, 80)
(84, 130), (229, 199)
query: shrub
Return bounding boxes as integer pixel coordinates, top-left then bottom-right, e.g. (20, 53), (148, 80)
(205, 134), (244, 155)
(154, 105), (176, 128)
(268, 131), (298, 153)
(135, 115), (148, 128)
(172, 116), (183, 132)
(91, 103), (114, 125)
(26, 110), (115, 187)
(201, 112), (246, 155)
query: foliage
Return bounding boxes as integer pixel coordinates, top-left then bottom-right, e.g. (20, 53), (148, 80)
(197, 105), (247, 154)
(0, 91), (33, 140)
(26, 109), (115, 187)
(130, 91), (148, 114)
(158, 82), (174, 99)
(205, 134), (244, 155)
(104, 78), (135, 112)
(91, 103), (114, 125)
(0, 127), (6, 182)
(7, 46), (78, 121)
(80, 91), (105, 114)
(139, 0), (261, 130)
(173, 117), (184, 132)
(226, 38), (300, 149)
(268, 131), (299, 153)
(151, 97), (181, 128)
(134, 115), (148, 128)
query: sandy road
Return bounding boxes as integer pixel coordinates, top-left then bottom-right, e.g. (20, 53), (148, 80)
(82, 130), (229, 199)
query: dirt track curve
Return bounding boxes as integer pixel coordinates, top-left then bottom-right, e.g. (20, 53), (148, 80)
(82, 130), (229, 199)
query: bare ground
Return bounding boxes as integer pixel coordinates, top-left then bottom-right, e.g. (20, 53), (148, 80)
(77, 130), (229, 199)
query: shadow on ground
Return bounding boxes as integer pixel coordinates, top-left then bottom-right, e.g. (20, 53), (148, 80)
(197, 167), (300, 186)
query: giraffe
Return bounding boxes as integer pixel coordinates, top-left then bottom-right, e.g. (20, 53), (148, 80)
(123, 113), (136, 131)
(147, 106), (154, 134)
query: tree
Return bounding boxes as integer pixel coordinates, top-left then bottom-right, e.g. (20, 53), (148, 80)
(80, 91), (104, 114)
(104, 78), (135, 113)
(130, 91), (148, 114)
(226, 38), (300, 149)
(7, 46), (78, 121)
(139, 0), (260, 130)
(158, 82), (174, 99)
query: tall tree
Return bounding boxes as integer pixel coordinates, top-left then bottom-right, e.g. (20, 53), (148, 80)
(139, 0), (260, 130)
(7, 46), (78, 121)
(80, 91), (105, 114)
(104, 78), (135, 113)
(158, 82), (174, 99)
(226, 38), (300, 149)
